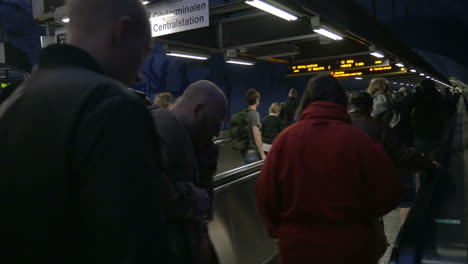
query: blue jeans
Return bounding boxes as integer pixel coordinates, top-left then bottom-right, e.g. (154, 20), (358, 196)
(242, 151), (261, 164)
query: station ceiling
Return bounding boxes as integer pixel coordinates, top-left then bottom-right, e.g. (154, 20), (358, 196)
(151, 0), (452, 88)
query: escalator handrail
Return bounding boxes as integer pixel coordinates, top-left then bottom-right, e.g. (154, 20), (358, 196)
(390, 97), (462, 262)
(213, 160), (263, 188)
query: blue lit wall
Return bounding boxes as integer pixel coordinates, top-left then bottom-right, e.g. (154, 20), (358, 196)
(0, 0), (45, 65)
(133, 44), (313, 125)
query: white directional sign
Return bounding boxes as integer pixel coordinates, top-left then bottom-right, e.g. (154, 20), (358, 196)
(147, 0), (209, 37)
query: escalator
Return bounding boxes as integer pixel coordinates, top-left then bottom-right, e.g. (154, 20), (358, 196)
(208, 161), (278, 264)
(389, 96), (467, 264)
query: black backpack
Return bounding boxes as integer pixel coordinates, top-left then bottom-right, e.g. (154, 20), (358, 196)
(230, 109), (250, 151)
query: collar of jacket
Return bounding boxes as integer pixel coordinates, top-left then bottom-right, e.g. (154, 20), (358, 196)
(38, 44), (103, 74)
(299, 101), (351, 123)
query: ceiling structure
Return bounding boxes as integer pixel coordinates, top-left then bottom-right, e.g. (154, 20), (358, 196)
(30, 0), (453, 88)
(148, 0), (452, 88)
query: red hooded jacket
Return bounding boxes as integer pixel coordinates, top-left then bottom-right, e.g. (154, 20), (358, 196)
(257, 101), (402, 264)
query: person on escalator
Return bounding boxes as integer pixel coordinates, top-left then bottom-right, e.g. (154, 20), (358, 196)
(348, 92), (438, 171)
(0, 0), (171, 263)
(279, 88), (298, 126)
(150, 80), (227, 264)
(231, 89), (266, 164)
(257, 74), (402, 264)
(368, 78), (417, 147)
(412, 80), (447, 159)
(261, 103), (285, 153)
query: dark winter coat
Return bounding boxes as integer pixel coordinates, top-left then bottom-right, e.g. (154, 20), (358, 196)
(279, 97), (298, 125)
(0, 44), (169, 264)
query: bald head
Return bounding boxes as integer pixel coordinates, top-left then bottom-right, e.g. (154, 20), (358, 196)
(66, 0), (151, 86)
(173, 80), (228, 145)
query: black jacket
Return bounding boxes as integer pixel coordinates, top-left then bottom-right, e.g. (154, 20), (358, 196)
(412, 89), (446, 140)
(0, 44), (169, 263)
(280, 97), (298, 125)
(349, 109), (434, 171)
(262, 115), (285, 144)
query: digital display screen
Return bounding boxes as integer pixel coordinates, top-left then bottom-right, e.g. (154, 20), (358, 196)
(1, 83), (11, 89)
(330, 66), (407, 78)
(289, 56), (391, 76)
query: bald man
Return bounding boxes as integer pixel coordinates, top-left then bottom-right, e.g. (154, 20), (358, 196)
(150, 80), (227, 264)
(0, 0), (170, 263)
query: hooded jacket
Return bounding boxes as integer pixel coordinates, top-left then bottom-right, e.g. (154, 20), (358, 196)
(257, 101), (402, 264)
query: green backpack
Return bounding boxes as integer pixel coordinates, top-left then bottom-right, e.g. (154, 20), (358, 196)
(230, 108), (250, 152)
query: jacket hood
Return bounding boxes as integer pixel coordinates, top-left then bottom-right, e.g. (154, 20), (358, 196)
(299, 101), (350, 123)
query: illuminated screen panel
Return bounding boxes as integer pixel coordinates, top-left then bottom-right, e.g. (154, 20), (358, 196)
(330, 66), (407, 78)
(1, 83), (11, 88)
(290, 55), (390, 75)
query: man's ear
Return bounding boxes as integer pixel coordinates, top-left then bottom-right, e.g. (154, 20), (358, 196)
(111, 16), (132, 47)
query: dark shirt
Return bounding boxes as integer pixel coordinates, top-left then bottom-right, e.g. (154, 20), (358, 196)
(262, 114), (285, 144)
(0, 44), (169, 264)
(280, 97), (298, 125)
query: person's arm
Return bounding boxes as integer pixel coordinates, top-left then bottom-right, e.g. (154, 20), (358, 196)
(72, 86), (169, 263)
(256, 136), (283, 237)
(382, 124), (436, 171)
(253, 125), (266, 160)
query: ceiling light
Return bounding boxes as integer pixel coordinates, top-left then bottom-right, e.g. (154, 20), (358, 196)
(355, 77), (363, 80)
(142, 1), (151, 5)
(226, 59), (255, 66)
(395, 63), (405, 67)
(61, 17), (70, 23)
(166, 52), (209, 60)
(400, 83), (404, 85)
(426, 76), (431, 79)
(313, 28), (343, 41)
(245, 0), (298, 21)
(370, 52), (385, 58)
(419, 73), (425, 76)
(410, 69), (417, 73)
(393, 82), (397, 84)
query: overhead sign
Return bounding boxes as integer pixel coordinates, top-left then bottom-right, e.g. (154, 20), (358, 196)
(330, 66), (407, 78)
(289, 56), (390, 76)
(147, 0), (209, 37)
(1, 83), (11, 89)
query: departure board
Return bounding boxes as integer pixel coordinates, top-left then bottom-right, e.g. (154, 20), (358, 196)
(330, 66), (407, 78)
(289, 55), (390, 76)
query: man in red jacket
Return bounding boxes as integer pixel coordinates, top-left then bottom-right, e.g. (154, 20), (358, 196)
(257, 74), (402, 264)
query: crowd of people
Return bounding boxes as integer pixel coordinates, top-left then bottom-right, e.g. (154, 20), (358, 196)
(0, 0), (462, 263)
(256, 75), (460, 263)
